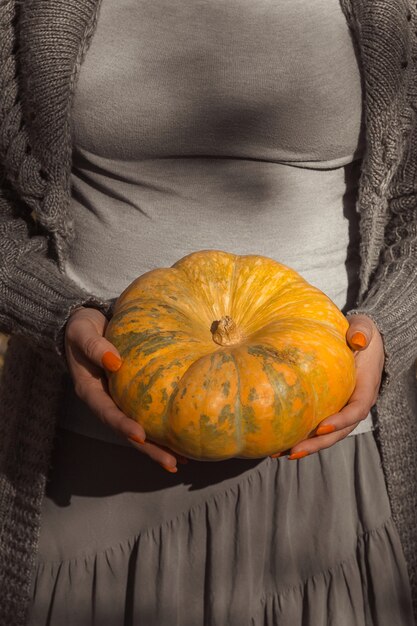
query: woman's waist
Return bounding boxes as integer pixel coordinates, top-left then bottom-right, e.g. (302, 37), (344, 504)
(67, 159), (361, 308)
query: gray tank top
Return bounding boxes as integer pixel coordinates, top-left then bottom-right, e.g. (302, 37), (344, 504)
(60, 0), (373, 445)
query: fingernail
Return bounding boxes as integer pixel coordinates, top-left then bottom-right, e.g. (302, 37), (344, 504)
(316, 424), (336, 436)
(288, 450), (309, 460)
(128, 435), (146, 445)
(102, 351), (122, 372)
(177, 456), (189, 464)
(351, 331), (367, 350)
(269, 452), (283, 458)
(160, 463), (178, 473)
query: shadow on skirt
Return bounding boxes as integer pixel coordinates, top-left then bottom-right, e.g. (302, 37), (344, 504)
(27, 429), (414, 626)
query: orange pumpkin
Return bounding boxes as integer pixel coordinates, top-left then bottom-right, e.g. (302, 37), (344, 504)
(104, 250), (356, 461)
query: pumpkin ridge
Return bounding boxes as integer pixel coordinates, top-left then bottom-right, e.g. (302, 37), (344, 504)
(162, 349), (229, 446)
(108, 304), (142, 328)
(244, 287), (348, 339)
(250, 317), (347, 344)
(119, 341), (213, 412)
(166, 348), (241, 459)
(115, 296), (209, 333)
(240, 285), (322, 335)
(113, 352), (161, 412)
(228, 253), (240, 327)
(115, 348), (207, 436)
(172, 250), (236, 322)
(231, 277), (305, 335)
(247, 343), (301, 366)
(171, 257), (219, 320)
(112, 328), (198, 361)
(116, 266), (215, 329)
(247, 344), (317, 442)
(229, 351), (242, 455)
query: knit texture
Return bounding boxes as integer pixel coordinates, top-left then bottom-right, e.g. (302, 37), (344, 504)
(0, 0), (417, 624)
(338, 6), (417, 619)
(0, 338), (63, 626)
(0, 0), (112, 363)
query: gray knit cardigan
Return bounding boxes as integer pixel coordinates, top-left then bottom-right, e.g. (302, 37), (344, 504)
(0, 0), (417, 624)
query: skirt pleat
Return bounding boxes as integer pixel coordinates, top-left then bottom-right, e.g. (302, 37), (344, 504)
(255, 518), (412, 626)
(27, 429), (415, 626)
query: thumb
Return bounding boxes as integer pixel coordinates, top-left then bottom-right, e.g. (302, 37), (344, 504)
(345, 313), (374, 351)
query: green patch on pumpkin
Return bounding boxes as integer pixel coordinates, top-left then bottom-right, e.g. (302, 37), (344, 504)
(218, 404), (235, 427)
(111, 330), (146, 357)
(198, 413), (235, 446)
(241, 404), (261, 434)
(136, 364), (164, 411)
(221, 380), (231, 397)
(247, 344), (301, 366)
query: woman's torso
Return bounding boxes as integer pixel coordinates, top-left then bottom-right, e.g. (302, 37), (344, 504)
(66, 0), (365, 305)
(60, 0), (373, 444)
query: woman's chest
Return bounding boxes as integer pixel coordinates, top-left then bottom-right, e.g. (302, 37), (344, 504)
(72, 0), (364, 162)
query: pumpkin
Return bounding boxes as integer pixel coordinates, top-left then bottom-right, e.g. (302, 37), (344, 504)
(104, 250), (356, 461)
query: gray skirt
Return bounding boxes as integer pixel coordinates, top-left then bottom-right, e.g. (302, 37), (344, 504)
(27, 428), (414, 626)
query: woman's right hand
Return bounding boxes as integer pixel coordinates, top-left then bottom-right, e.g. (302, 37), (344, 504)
(64, 306), (185, 472)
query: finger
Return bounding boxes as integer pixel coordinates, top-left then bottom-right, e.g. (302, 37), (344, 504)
(288, 422), (360, 458)
(269, 400), (367, 458)
(66, 314), (122, 373)
(102, 351), (123, 372)
(75, 377), (147, 444)
(127, 437), (180, 470)
(315, 400), (372, 435)
(75, 378), (182, 470)
(315, 367), (379, 436)
(345, 314), (375, 351)
(140, 441), (188, 467)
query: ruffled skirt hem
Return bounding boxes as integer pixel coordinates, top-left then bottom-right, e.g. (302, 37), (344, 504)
(27, 431), (415, 626)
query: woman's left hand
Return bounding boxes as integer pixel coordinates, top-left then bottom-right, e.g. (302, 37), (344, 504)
(285, 314), (385, 460)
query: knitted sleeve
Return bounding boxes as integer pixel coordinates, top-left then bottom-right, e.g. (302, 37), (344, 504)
(0, 170), (113, 362)
(0, 0), (113, 365)
(341, 2), (417, 393)
(346, 142), (417, 392)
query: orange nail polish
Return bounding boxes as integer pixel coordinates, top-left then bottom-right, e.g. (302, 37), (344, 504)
(351, 331), (367, 350)
(316, 424), (336, 436)
(160, 463), (178, 473)
(269, 452), (283, 458)
(288, 450), (309, 460)
(128, 435), (146, 446)
(102, 351), (122, 372)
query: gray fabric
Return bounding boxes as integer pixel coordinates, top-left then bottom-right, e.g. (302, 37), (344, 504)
(65, 158), (365, 307)
(27, 429), (414, 625)
(65, 0), (365, 307)
(70, 0), (365, 163)
(0, 0), (113, 362)
(1, 1), (417, 624)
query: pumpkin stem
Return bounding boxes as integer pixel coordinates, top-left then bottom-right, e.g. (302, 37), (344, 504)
(211, 315), (245, 346)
